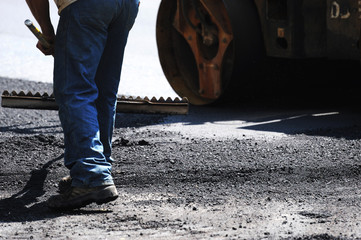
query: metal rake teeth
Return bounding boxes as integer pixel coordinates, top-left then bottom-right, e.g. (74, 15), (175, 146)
(2, 90), (55, 98)
(2, 90), (189, 115)
(3, 91), (188, 103)
(118, 95), (188, 103)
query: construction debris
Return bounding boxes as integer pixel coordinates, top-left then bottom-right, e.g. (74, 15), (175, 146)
(1, 90), (189, 115)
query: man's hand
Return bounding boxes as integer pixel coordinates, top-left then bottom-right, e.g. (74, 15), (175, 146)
(37, 33), (55, 56)
(26, 0), (55, 56)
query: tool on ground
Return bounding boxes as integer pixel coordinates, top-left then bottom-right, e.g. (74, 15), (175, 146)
(1, 91), (189, 115)
(25, 19), (52, 49)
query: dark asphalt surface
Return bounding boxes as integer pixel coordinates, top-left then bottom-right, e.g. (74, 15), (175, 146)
(0, 74), (361, 239)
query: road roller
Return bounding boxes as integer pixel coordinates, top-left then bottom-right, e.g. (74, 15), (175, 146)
(156, 0), (361, 105)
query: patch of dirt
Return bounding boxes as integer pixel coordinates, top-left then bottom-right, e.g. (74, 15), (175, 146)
(1, 77), (361, 239)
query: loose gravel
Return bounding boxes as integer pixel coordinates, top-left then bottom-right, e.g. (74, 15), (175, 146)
(0, 76), (361, 239)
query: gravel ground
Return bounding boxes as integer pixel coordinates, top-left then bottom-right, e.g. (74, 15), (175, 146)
(1, 75), (361, 239)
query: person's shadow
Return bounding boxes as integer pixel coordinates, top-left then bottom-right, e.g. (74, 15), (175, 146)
(0, 153), (114, 222)
(0, 154), (64, 222)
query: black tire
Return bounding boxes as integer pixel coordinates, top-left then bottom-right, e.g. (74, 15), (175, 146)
(156, 0), (265, 105)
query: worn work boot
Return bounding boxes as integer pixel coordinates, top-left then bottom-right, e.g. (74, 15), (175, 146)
(59, 173), (115, 193)
(58, 175), (72, 194)
(47, 184), (119, 210)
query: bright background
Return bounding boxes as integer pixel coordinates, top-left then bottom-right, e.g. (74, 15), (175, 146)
(0, 0), (178, 98)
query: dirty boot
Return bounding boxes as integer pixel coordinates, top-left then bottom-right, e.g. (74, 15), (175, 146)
(58, 175), (72, 194)
(47, 184), (119, 210)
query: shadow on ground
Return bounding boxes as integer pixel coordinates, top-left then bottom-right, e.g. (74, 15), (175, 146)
(0, 154), (63, 222)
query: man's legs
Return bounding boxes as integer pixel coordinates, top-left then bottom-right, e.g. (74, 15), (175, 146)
(50, 0), (139, 209)
(54, 0), (114, 188)
(95, 0), (139, 163)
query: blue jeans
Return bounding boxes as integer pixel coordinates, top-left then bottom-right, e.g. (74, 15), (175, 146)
(53, 0), (139, 187)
